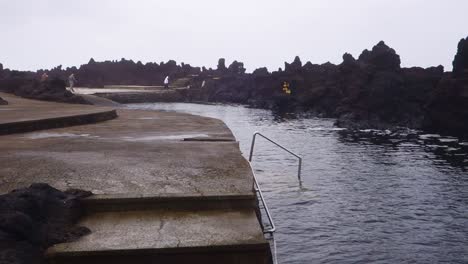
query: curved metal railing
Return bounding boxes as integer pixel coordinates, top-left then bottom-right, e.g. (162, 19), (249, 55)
(248, 132), (303, 264)
(249, 131), (302, 182)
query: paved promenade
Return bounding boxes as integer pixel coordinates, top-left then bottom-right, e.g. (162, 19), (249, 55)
(0, 93), (270, 263)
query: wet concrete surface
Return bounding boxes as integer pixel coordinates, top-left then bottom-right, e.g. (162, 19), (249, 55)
(0, 108), (251, 199)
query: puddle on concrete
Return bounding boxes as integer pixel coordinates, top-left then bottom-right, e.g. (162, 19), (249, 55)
(26, 132), (99, 139)
(122, 134), (209, 141)
(135, 117), (160, 120)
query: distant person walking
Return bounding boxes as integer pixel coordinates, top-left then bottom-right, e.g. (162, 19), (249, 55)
(68, 73), (77, 92)
(164, 75), (169, 89)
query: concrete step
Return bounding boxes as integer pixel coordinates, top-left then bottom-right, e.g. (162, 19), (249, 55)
(0, 109), (117, 135)
(83, 193), (257, 213)
(46, 209), (271, 264)
(0, 92), (118, 135)
(95, 90), (186, 103)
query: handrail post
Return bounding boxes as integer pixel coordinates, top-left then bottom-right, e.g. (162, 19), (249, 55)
(248, 132), (257, 162)
(249, 131), (302, 183)
(298, 157), (302, 181)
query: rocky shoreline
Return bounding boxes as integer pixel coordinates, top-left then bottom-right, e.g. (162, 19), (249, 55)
(186, 38), (467, 136)
(1, 37), (467, 136)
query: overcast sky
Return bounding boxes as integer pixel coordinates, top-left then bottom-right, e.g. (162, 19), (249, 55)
(0, 0), (467, 72)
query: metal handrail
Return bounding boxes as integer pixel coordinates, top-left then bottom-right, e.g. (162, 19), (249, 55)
(248, 132), (303, 264)
(251, 167), (277, 264)
(248, 131), (302, 182)
(252, 170), (276, 234)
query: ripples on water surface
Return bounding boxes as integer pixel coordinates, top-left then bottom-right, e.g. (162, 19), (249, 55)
(128, 103), (468, 264)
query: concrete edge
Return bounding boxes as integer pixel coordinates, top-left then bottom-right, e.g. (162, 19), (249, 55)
(46, 241), (271, 258)
(183, 137), (236, 142)
(0, 110), (118, 135)
(83, 193), (257, 212)
(94, 90), (186, 104)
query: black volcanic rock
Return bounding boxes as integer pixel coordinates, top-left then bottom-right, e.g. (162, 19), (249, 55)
(217, 58), (227, 71)
(421, 37), (468, 135)
(252, 67), (270, 77)
(453, 36), (468, 77)
(39, 58), (201, 87)
(340, 53), (358, 68)
(1, 38), (467, 135)
(358, 41), (401, 71)
(228, 60), (246, 74)
(188, 41), (449, 132)
(285, 56), (302, 73)
(0, 183), (91, 264)
(424, 74), (468, 135)
(13, 78), (89, 104)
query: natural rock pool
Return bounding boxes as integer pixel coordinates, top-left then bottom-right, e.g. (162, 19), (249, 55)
(128, 103), (468, 264)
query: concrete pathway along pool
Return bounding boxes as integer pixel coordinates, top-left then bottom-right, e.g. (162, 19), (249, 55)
(0, 94), (271, 263)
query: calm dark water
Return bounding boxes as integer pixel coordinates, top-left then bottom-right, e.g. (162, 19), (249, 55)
(128, 103), (468, 264)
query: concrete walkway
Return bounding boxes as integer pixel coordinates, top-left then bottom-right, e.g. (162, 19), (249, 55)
(0, 93), (271, 263)
(74, 86), (190, 104)
(0, 92), (117, 134)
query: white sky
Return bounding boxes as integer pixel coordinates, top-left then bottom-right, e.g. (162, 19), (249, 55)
(0, 0), (467, 72)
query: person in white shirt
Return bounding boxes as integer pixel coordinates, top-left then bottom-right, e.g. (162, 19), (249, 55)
(68, 74), (77, 92)
(164, 76), (169, 89)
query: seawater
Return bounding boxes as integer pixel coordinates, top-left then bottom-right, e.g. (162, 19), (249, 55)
(127, 103), (468, 264)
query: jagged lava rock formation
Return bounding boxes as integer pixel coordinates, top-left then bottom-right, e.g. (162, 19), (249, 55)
(423, 36), (468, 134)
(189, 40), (467, 135)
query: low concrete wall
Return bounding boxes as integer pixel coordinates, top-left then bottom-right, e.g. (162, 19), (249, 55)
(83, 194), (257, 213)
(0, 110), (118, 135)
(96, 90), (188, 104)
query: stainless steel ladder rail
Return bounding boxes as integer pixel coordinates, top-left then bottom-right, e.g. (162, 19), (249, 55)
(248, 132), (303, 264)
(249, 131), (302, 182)
(252, 168), (278, 264)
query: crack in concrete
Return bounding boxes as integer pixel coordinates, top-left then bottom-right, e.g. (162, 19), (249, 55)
(158, 219), (166, 233)
(185, 180), (204, 196)
(176, 238), (181, 248)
